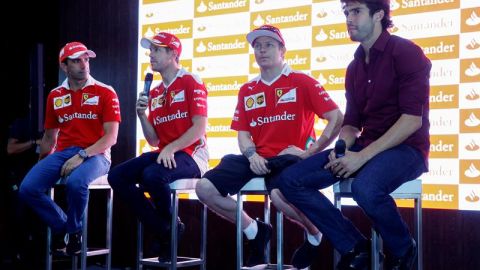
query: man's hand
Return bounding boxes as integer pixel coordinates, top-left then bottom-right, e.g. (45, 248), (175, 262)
(61, 155), (84, 177)
(248, 153), (270, 175)
(324, 150), (368, 178)
(136, 93), (148, 116)
(157, 145), (176, 169)
(278, 145), (305, 158)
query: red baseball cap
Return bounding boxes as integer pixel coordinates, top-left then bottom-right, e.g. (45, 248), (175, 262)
(140, 32), (182, 57)
(58, 42), (96, 63)
(246, 24), (285, 47)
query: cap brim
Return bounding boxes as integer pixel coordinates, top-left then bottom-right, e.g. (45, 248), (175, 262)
(246, 30), (284, 46)
(140, 37), (169, 49)
(140, 37), (153, 49)
(68, 50), (96, 59)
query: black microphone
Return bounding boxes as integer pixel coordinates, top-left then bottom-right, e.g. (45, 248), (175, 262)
(143, 73), (153, 96)
(334, 139), (346, 158)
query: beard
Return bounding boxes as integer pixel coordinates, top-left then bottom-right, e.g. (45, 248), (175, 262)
(348, 25), (373, 43)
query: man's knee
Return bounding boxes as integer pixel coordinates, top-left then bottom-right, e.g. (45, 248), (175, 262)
(277, 172), (296, 196)
(107, 168), (121, 188)
(142, 169), (169, 187)
(65, 177), (89, 195)
(195, 178), (219, 203)
(351, 180), (378, 208)
(18, 182), (35, 200)
(270, 189), (283, 208)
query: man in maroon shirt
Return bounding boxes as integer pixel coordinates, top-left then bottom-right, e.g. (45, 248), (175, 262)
(278, 0), (431, 269)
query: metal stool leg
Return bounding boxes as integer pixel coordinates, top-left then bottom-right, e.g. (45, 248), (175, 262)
(371, 229), (380, 270)
(264, 195), (271, 265)
(171, 190), (179, 270)
(416, 196), (422, 270)
(200, 203), (207, 270)
(136, 220), (144, 270)
(106, 188), (113, 270)
(46, 227), (52, 270)
(46, 188), (54, 270)
(136, 179), (208, 269)
(333, 194), (342, 269)
(276, 211), (283, 270)
(73, 254), (79, 270)
(80, 202), (89, 270)
(236, 192), (244, 270)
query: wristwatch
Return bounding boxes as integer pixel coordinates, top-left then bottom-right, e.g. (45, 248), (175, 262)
(78, 149), (89, 160)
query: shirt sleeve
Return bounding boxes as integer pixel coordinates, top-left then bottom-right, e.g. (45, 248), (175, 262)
(395, 41), (432, 116)
(303, 75), (338, 118)
(44, 92), (59, 129)
(342, 62), (362, 129)
(102, 88), (122, 123)
(231, 86), (248, 131)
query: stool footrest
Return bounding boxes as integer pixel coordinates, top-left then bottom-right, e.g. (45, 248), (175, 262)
(240, 264), (295, 270)
(85, 248), (111, 257)
(140, 256), (205, 267)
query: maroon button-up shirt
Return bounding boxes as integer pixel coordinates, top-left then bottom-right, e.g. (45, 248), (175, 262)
(343, 30), (432, 169)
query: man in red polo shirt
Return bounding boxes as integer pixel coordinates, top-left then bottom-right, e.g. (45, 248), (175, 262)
(278, 1), (431, 269)
(195, 25), (343, 268)
(108, 32), (208, 262)
(19, 42), (121, 256)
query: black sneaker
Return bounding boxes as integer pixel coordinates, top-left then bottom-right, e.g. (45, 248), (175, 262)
(245, 219), (273, 267)
(336, 239), (370, 270)
(66, 232), (82, 256)
(291, 235), (321, 269)
(50, 233), (66, 256)
(157, 221), (186, 263)
(391, 239), (417, 270)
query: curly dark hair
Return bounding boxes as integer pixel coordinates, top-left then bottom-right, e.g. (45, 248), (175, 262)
(340, 0), (394, 29)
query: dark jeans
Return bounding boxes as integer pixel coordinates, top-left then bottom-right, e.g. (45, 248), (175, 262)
(108, 151), (201, 234)
(278, 144), (426, 257)
(19, 146), (110, 234)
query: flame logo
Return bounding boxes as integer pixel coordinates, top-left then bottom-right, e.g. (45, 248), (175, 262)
(197, 1), (207, 13)
(466, 38), (480, 50)
(466, 140), (480, 151)
(390, 0), (400, 10)
(464, 163), (480, 178)
(316, 11), (327, 18)
(466, 89), (480, 100)
(389, 26), (399, 33)
(465, 190), (480, 203)
(464, 112), (480, 127)
(315, 29), (328, 42)
(253, 14), (265, 27)
(144, 27), (155, 38)
(317, 74), (327, 85)
(196, 41), (207, 53)
(465, 62), (480, 77)
(316, 56), (327, 63)
(466, 11), (480, 26)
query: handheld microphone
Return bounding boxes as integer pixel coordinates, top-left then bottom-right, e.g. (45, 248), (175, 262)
(334, 139), (346, 158)
(143, 73), (153, 97)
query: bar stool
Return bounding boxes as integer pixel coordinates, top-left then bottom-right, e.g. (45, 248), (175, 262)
(333, 178), (422, 270)
(136, 178), (207, 270)
(236, 177), (295, 270)
(45, 175), (113, 270)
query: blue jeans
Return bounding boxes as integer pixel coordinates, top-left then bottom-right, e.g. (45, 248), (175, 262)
(107, 151), (201, 234)
(19, 147), (110, 234)
(278, 144), (426, 257)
